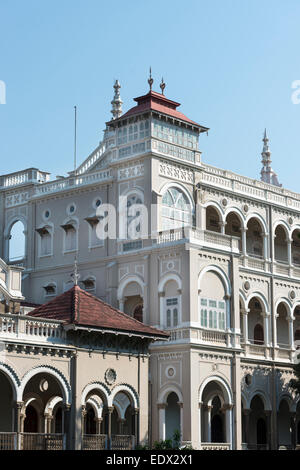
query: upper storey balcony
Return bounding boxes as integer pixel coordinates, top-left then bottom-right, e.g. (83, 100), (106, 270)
(0, 169), (50, 189)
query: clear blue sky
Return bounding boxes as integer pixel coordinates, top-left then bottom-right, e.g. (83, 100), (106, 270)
(1, 0), (300, 191)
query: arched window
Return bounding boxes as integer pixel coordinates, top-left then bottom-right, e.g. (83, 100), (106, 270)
(199, 271), (228, 330)
(9, 220), (25, 261)
(126, 193), (143, 239)
(162, 279), (181, 329)
(162, 187), (192, 230)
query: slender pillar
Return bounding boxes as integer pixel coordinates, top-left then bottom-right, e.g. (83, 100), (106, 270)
(158, 404), (166, 441)
(203, 405), (212, 442)
(262, 313), (270, 346)
(224, 405), (233, 449)
(241, 228), (247, 257)
(178, 402), (183, 443)
(263, 233), (269, 261)
(118, 299), (125, 312)
(107, 406), (114, 449)
(219, 221), (226, 235)
(198, 402), (202, 447)
(134, 408), (139, 447)
(81, 406), (87, 436)
(274, 313), (278, 348)
(288, 316), (295, 349)
(241, 309), (249, 343)
(287, 239), (292, 266)
(96, 417), (103, 435)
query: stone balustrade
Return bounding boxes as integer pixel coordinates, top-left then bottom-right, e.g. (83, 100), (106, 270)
(0, 313), (66, 344)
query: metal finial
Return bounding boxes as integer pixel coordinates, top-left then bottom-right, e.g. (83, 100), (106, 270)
(71, 256), (80, 286)
(148, 67), (154, 91)
(111, 79), (123, 120)
(160, 77), (166, 95)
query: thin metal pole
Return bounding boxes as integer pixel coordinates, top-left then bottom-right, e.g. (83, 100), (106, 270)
(74, 105), (77, 175)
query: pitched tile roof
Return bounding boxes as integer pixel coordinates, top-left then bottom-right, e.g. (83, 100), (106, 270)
(108, 90), (209, 132)
(29, 285), (168, 339)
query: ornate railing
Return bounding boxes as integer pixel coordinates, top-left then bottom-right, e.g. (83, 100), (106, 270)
(0, 313), (66, 345)
(82, 434), (107, 450)
(111, 435), (135, 450)
(32, 168), (112, 198)
(0, 432), (17, 450)
(20, 433), (65, 450)
(168, 327), (228, 346)
(200, 442), (230, 450)
(155, 228), (239, 253)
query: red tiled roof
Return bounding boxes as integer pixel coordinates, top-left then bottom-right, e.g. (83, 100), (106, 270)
(109, 90), (209, 131)
(21, 301), (41, 308)
(29, 285), (168, 338)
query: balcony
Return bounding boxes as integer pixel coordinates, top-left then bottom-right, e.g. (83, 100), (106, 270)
(167, 327), (231, 347)
(0, 433), (65, 450)
(82, 434), (107, 450)
(0, 313), (67, 345)
(155, 228), (240, 254)
(200, 442), (230, 450)
(0, 433), (135, 450)
(32, 168), (113, 198)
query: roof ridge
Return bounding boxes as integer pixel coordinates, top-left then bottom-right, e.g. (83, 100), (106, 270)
(30, 286), (75, 315)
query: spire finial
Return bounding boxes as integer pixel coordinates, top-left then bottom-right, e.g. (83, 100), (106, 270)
(71, 256), (80, 286)
(160, 77), (166, 95)
(111, 79), (123, 120)
(260, 129), (281, 187)
(148, 67), (154, 91)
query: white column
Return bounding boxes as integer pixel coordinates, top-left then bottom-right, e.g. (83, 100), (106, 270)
(220, 221), (226, 235)
(274, 313), (278, 348)
(118, 298), (125, 312)
(204, 405), (212, 442)
(225, 405), (233, 449)
(263, 233), (269, 261)
(288, 316), (295, 349)
(198, 402), (202, 447)
(158, 404), (166, 441)
(241, 228), (247, 257)
(263, 313), (270, 346)
(159, 292), (165, 328)
(242, 309), (249, 344)
(178, 402), (183, 443)
(287, 239), (292, 265)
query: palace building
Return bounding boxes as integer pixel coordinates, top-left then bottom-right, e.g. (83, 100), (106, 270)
(0, 76), (300, 450)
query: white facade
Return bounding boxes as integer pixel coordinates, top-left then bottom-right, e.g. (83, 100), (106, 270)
(0, 82), (300, 449)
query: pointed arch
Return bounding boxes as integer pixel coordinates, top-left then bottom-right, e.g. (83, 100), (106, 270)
(246, 292), (269, 313)
(18, 366), (71, 405)
(158, 385), (183, 405)
(199, 375), (233, 405)
(109, 384), (139, 409)
(117, 274), (144, 301)
(198, 265), (231, 296)
(81, 382), (110, 406)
